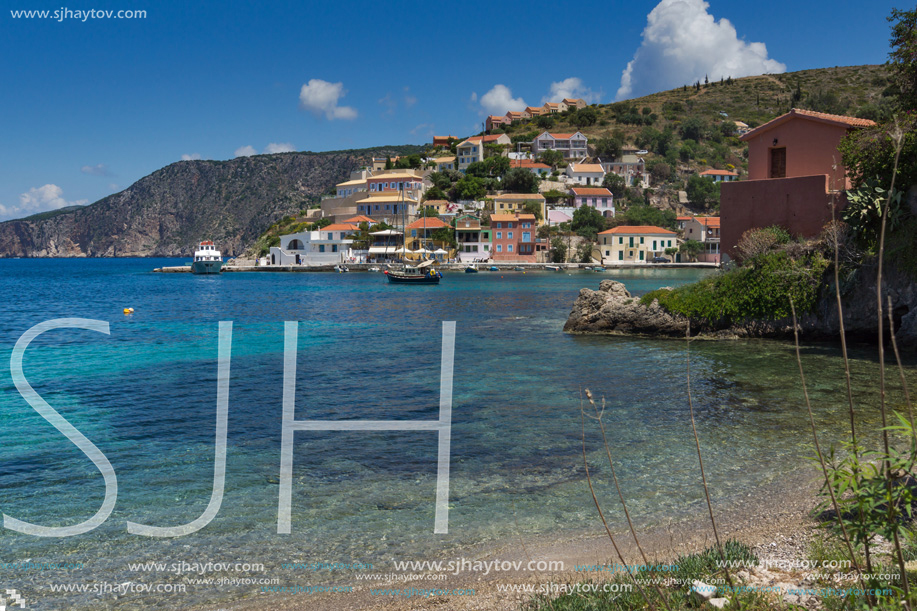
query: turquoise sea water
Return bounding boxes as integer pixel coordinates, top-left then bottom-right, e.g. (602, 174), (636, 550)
(0, 259), (914, 609)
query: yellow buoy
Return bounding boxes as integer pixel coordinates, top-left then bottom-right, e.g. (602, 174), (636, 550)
(124, 308), (134, 315)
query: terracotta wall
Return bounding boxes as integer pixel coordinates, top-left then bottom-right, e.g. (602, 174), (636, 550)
(744, 120), (852, 189)
(721, 175), (845, 257)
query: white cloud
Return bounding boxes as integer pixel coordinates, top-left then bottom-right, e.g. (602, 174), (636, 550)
(404, 87), (417, 108)
(469, 92), (478, 103)
(0, 184), (88, 219)
(264, 142), (295, 154)
(616, 0), (786, 100)
(479, 84), (527, 115)
(109, 183), (120, 191)
(299, 79), (358, 120)
(542, 77), (601, 105)
(410, 123), (434, 138)
(234, 145), (257, 158)
(80, 163), (112, 176)
(181, 153), (201, 161)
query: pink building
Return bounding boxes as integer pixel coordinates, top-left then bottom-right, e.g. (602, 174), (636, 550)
(570, 187), (615, 218)
(721, 108), (875, 258)
(486, 115), (510, 132)
(490, 213), (537, 262)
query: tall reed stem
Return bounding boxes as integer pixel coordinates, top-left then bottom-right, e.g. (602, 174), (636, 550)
(685, 322), (734, 589)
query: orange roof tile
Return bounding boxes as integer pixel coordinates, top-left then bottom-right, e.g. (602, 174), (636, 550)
(343, 215), (375, 224)
(569, 163), (605, 173)
(790, 108), (876, 127)
(406, 217), (450, 230)
(493, 193), (546, 200)
(741, 108), (876, 140)
(510, 160), (551, 169)
(570, 187), (613, 196)
(699, 169), (738, 176)
(697, 217), (720, 228)
(490, 213), (536, 222)
(545, 133), (577, 139)
(599, 225), (677, 235)
(322, 223), (359, 232)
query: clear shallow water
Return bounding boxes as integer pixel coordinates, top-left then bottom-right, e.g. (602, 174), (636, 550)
(0, 259), (914, 609)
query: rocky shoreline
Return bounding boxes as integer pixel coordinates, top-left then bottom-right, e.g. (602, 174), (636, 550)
(564, 262), (917, 344)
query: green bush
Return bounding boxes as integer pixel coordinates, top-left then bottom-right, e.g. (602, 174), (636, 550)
(641, 251), (829, 323)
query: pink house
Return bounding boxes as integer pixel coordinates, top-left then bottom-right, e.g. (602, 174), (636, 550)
(720, 108), (875, 258)
(486, 115), (510, 132)
(570, 187), (615, 217)
(490, 213), (537, 262)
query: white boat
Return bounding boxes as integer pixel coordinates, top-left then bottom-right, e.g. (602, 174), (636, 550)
(334, 265), (349, 273)
(545, 265), (561, 271)
(191, 241), (223, 274)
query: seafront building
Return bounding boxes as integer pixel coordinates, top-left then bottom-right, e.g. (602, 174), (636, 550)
(454, 215), (491, 262)
(268, 223), (358, 266)
(683, 216), (721, 264)
(598, 225), (678, 264)
(490, 213), (537, 262)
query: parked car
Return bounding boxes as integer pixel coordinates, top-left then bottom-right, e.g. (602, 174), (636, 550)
(652, 256), (671, 263)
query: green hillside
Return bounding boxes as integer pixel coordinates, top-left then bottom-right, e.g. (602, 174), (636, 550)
(488, 64), (893, 210)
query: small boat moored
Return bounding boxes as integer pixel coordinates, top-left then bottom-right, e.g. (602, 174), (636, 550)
(191, 241), (223, 275)
(545, 265), (561, 271)
(464, 265), (479, 273)
(385, 259), (442, 284)
(489, 266), (499, 272)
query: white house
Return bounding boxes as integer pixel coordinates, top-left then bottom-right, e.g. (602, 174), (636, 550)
(269, 223), (358, 266)
(531, 132), (588, 159)
(565, 163), (606, 185)
(454, 214), (491, 262)
(699, 169), (739, 183)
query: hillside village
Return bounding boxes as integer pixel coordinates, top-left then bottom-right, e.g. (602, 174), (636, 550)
(247, 66), (893, 268)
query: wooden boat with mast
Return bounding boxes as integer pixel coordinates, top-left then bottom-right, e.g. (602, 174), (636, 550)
(385, 183), (442, 285)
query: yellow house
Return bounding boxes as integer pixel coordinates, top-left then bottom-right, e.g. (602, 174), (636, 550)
(598, 225), (678, 264)
(491, 193), (546, 225)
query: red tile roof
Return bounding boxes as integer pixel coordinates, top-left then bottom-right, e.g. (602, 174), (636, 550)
(741, 108), (876, 140)
(491, 213), (536, 222)
(406, 217), (450, 230)
(699, 169), (738, 176)
(343, 215), (375, 224)
(599, 225), (676, 235)
(697, 217), (720, 228)
(510, 160), (551, 169)
(322, 223), (359, 232)
(570, 187), (613, 196)
(546, 133), (576, 139)
(790, 108), (876, 127)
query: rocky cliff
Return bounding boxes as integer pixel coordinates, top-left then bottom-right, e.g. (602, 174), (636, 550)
(0, 148), (417, 257)
(564, 264), (917, 345)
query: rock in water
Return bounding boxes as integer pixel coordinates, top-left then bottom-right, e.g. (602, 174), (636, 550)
(563, 280), (689, 337)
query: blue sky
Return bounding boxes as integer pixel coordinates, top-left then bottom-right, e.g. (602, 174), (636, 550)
(0, 0), (902, 220)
